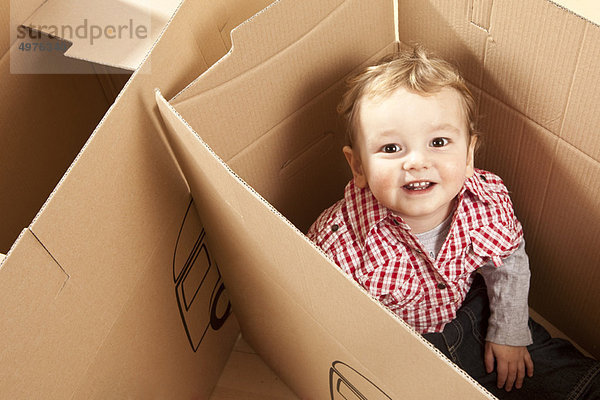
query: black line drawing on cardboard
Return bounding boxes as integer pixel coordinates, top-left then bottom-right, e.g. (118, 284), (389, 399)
(173, 199), (232, 352)
(329, 361), (391, 400)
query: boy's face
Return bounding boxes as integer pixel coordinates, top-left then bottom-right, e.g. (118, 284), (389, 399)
(344, 87), (476, 233)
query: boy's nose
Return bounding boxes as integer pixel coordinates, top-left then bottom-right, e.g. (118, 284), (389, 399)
(402, 149), (431, 170)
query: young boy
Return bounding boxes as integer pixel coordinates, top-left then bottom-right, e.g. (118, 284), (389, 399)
(308, 47), (600, 399)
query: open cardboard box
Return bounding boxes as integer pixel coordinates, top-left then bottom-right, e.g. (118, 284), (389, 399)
(1, 0), (275, 398)
(0, 0), (187, 253)
(1, 0), (599, 398)
(1, 0), (131, 253)
(154, 0), (600, 397)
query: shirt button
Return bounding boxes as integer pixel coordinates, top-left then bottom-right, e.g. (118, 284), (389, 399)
(437, 283), (447, 290)
(331, 224), (339, 232)
(479, 174), (487, 182)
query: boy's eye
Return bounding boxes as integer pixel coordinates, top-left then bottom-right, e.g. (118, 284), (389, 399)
(382, 144), (401, 153)
(431, 137), (449, 147)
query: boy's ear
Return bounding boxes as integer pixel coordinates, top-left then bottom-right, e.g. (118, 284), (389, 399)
(343, 145), (367, 188)
(465, 136), (478, 178)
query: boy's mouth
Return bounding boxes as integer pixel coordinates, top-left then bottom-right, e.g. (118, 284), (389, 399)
(403, 181), (434, 191)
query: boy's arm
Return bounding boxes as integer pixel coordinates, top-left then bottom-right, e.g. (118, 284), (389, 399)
(478, 239), (532, 346)
(478, 239), (534, 391)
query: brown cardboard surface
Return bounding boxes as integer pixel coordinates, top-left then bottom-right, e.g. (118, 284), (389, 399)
(172, 0), (395, 162)
(529, 308), (593, 358)
(1, 0), (132, 253)
(561, 22), (600, 160)
(3, 0), (44, 54)
(476, 92), (560, 234)
(476, 1), (599, 357)
(0, 66), (127, 253)
(482, 1), (586, 135)
(0, 229), (73, 398)
(67, 202), (240, 399)
(210, 336), (297, 400)
(396, 0), (489, 89)
(529, 142), (600, 357)
(1, 0), (274, 397)
(1, 204), (240, 399)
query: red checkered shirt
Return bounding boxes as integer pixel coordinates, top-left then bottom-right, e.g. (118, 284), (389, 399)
(307, 169), (523, 333)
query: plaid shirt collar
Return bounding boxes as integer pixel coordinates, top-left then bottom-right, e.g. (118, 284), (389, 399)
(345, 169), (494, 246)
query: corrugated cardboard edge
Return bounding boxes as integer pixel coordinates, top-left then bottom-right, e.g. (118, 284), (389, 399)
(170, 0), (281, 103)
(547, 0), (600, 27)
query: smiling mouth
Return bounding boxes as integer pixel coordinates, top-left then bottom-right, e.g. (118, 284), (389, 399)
(404, 181), (434, 191)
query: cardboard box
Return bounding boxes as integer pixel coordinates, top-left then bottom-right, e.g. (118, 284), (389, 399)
(0, 0), (160, 253)
(154, 0), (599, 398)
(2, 0), (599, 399)
(1, 0), (275, 398)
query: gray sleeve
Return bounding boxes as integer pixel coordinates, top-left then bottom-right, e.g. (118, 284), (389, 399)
(478, 239), (533, 346)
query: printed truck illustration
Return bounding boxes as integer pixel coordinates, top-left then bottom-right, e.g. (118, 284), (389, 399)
(173, 200), (232, 351)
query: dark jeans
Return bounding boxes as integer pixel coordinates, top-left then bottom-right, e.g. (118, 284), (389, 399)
(423, 275), (600, 399)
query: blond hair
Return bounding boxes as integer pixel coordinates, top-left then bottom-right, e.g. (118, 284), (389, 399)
(338, 46), (477, 147)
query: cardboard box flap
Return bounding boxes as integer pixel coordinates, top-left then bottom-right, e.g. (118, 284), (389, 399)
(529, 142), (600, 358)
(64, 198), (241, 399)
(22, 0), (272, 316)
(561, 20), (600, 161)
(395, 0), (490, 88)
(1, 0), (277, 397)
(155, 90), (494, 398)
(21, 0), (181, 70)
(4, 0), (48, 56)
(173, 0), (394, 101)
(22, 0), (276, 326)
(1, 214), (240, 399)
(0, 229), (76, 398)
(171, 0), (395, 162)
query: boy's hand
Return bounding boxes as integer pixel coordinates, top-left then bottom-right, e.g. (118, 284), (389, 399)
(484, 341), (534, 391)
